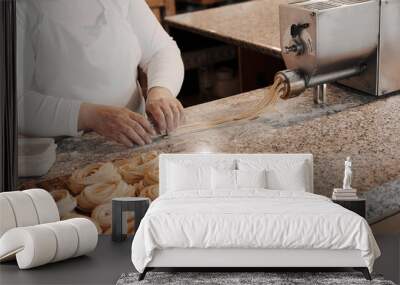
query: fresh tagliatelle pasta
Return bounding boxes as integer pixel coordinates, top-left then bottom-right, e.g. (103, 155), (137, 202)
(68, 162), (121, 195)
(116, 151), (159, 184)
(91, 203), (114, 231)
(144, 168), (159, 186)
(91, 202), (135, 233)
(77, 180), (139, 212)
(170, 77), (286, 136)
(50, 189), (77, 216)
(24, 150), (162, 234)
(69, 151), (159, 214)
(139, 184), (159, 201)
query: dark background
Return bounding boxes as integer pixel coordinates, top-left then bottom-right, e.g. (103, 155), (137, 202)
(0, 0), (17, 192)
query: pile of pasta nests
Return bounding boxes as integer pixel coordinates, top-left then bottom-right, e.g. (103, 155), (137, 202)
(48, 151), (159, 234)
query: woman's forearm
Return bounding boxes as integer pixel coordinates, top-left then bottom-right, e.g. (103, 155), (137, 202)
(128, 0), (184, 97)
(144, 44), (184, 97)
(18, 90), (82, 137)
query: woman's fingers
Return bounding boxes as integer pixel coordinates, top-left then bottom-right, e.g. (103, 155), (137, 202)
(160, 104), (175, 131)
(116, 133), (134, 148)
(172, 101), (185, 127)
(170, 103), (181, 129)
(129, 112), (156, 135)
(126, 120), (152, 145)
(145, 87), (185, 134)
(151, 102), (182, 133)
(83, 104), (159, 147)
(177, 102), (185, 123)
(113, 121), (151, 147)
(148, 106), (167, 134)
(123, 127), (146, 146)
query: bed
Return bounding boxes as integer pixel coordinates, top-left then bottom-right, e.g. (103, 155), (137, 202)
(131, 153), (380, 281)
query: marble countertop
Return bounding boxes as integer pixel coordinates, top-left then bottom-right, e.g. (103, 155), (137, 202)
(162, 0), (400, 222)
(47, 84), (372, 180)
(165, 0), (287, 57)
(22, 84), (400, 221)
(40, 86), (398, 184)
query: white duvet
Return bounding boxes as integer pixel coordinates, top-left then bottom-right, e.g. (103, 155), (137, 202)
(131, 190), (380, 273)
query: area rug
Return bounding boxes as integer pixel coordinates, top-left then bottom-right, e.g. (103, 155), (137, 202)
(116, 272), (396, 285)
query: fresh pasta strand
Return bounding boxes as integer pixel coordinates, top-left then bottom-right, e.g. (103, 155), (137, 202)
(171, 78), (285, 136)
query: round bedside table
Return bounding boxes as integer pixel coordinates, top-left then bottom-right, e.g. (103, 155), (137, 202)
(112, 197), (150, 242)
(332, 198), (366, 218)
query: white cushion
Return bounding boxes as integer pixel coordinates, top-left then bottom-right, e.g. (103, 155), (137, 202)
(236, 169), (267, 189)
(0, 190), (60, 238)
(159, 154), (313, 195)
(165, 157), (236, 170)
(0, 226), (57, 268)
(42, 221), (79, 262)
(0, 189), (97, 269)
(167, 163), (212, 191)
(212, 169), (267, 190)
(212, 168), (237, 190)
(0, 218), (97, 269)
(266, 162), (307, 191)
(0, 196), (17, 237)
(63, 218), (98, 257)
(23, 189), (60, 223)
(238, 159), (309, 191)
(0, 192), (39, 227)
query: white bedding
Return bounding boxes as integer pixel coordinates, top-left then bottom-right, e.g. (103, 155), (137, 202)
(131, 190), (380, 273)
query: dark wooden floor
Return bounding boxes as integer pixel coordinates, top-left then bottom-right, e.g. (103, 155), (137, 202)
(1, 235), (398, 285)
(0, 236), (134, 285)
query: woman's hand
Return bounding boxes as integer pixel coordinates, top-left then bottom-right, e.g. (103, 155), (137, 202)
(78, 103), (156, 147)
(146, 87), (184, 134)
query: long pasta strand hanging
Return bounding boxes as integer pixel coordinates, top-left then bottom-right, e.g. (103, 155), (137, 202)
(170, 77), (286, 136)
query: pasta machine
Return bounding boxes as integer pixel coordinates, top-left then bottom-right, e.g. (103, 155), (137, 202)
(275, 0), (400, 104)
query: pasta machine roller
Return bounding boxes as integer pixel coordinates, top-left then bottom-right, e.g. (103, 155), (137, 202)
(275, 0), (400, 104)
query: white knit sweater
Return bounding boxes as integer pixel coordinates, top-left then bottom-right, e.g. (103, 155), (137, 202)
(17, 0), (184, 137)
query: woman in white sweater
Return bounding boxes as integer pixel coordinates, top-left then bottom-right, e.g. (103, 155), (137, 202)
(17, 0), (184, 147)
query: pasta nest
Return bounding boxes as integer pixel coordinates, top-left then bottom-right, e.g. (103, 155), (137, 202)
(68, 162), (122, 195)
(92, 202), (134, 232)
(139, 184), (159, 201)
(116, 151), (159, 184)
(143, 168), (159, 186)
(77, 180), (137, 212)
(50, 189), (77, 216)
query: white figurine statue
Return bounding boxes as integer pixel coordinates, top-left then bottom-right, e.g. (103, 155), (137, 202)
(343, 156), (352, 190)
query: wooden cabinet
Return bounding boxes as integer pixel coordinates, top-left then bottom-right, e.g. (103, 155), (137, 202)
(332, 198), (366, 218)
(177, 0), (225, 5)
(146, 0), (176, 21)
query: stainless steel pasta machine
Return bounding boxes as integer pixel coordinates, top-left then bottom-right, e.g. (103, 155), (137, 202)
(275, 0), (400, 104)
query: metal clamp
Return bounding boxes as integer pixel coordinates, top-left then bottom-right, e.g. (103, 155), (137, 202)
(313, 84), (327, 105)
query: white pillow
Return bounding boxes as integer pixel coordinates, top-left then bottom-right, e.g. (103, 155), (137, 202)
(236, 169), (267, 189)
(211, 168), (237, 190)
(238, 159), (309, 191)
(167, 163), (212, 191)
(266, 166), (307, 191)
